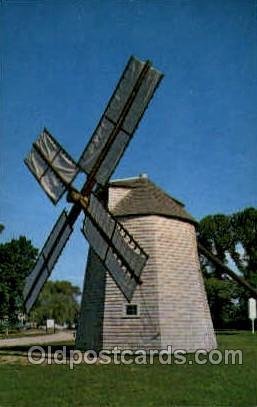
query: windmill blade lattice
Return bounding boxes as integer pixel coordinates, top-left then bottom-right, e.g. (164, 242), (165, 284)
(23, 210), (73, 313)
(23, 56), (164, 312)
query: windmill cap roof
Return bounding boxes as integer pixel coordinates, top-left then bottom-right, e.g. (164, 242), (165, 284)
(109, 176), (197, 225)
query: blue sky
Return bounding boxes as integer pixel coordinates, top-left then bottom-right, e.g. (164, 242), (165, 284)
(1, 0), (256, 289)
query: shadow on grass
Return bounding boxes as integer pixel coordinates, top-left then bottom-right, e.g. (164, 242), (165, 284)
(215, 330), (242, 336)
(0, 344), (76, 360)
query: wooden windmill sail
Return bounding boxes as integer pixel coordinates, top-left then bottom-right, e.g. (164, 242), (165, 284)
(23, 56), (163, 315)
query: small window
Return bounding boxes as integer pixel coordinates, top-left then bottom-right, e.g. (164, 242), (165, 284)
(124, 304), (140, 317)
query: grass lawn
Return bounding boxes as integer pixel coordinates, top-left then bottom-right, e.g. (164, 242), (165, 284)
(0, 331), (256, 406)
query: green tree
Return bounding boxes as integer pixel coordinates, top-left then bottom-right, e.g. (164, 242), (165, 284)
(230, 208), (257, 284)
(0, 236), (38, 324)
(198, 207), (257, 329)
(0, 224), (4, 234)
(31, 280), (81, 328)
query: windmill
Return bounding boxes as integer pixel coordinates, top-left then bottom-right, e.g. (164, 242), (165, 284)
(23, 55), (257, 352)
(23, 56), (163, 327)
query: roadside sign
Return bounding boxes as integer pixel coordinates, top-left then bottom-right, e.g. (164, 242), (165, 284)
(248, 298), (256, 334)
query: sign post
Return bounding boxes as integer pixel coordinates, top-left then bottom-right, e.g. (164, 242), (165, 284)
(46, 319), (55, 333)
(248, 298), (256, 334)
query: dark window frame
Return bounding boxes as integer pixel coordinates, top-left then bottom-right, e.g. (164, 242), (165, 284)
(123, 303), (140, 318)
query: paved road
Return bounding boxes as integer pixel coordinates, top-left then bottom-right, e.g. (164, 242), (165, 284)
(0, 331), (74, 347)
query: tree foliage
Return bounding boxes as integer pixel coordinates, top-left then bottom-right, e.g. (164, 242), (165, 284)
(31, 280), (81, 327)
(0, 233), (80, 329)
(198, 207), (257, 329)
(0, 236), (38, 324)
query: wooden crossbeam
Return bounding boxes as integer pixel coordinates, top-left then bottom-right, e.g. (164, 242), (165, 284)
(197, 241), (257, 299)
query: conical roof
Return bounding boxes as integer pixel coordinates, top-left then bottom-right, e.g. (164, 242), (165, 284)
(109, 176), (197, 225)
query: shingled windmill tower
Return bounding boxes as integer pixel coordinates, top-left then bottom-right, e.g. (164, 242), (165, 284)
(76, 175), (217, 352)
